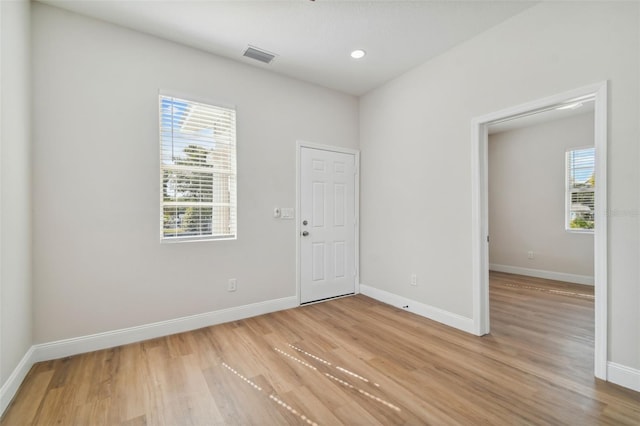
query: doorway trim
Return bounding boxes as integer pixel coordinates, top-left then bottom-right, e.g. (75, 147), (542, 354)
(296, 141), (360, 306)
(470, 81), (608, 379)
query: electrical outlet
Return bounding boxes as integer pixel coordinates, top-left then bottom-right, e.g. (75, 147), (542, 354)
(527, 251), (535, 260)
(228, 278), (237, 292)
(410, 274), (417, 286)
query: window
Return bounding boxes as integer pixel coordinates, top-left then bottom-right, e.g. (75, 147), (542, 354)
(566, 147), (595, 231)
(160, 94), (236, 241)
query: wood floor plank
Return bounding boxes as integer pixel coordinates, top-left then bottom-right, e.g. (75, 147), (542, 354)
(281, 386), (342, 425)
(2, 272), (639, 425)
(0, 369), (54, 425)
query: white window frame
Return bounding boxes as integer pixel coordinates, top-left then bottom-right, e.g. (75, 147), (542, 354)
(565, 146), (595, 233)
(159, 91), (237, 243)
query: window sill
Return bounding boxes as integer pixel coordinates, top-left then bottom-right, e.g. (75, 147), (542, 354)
(565, 228), (594, 234)
(161, 235), (237, 244)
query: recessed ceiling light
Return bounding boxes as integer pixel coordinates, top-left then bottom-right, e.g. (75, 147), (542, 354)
(350, 49), (366, 59)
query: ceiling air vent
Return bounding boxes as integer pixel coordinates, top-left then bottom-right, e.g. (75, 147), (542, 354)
(243, 46), (276, 64)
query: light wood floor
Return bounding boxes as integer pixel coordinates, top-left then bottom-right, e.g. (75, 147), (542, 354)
(2, 272), (639, 425)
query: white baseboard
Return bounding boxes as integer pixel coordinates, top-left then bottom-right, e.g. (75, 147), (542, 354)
(489, 264), (594, 286)
(607, 362), (640, 392)
(359, 284), (475, 334)
(0, 346), (35, 416)
(32, 296), (298, 363)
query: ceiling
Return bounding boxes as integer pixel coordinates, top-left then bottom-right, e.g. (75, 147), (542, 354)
(40, 0), (536, 96)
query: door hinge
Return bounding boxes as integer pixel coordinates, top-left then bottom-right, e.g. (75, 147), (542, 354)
(487, 235), (490, 243)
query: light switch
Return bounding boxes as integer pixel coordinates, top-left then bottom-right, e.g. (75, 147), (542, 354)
(281, 208), (294, 219)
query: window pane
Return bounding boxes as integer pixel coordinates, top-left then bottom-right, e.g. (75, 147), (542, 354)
(160, 95), (236, 240)
(568, 148), (595, 190)
(569, 190), (595, 229)
(567, 147), (595, 231)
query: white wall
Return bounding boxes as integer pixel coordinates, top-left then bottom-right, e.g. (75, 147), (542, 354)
(31, 4), (358, 343)
(0, 0), (32, 389)
(360, 1), (639, 369)
(489, 112), (594, 281)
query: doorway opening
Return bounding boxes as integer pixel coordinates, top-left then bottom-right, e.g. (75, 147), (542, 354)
(471, 82), (608, 379)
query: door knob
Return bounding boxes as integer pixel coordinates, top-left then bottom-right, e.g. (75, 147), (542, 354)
(302, 231), (309, 237)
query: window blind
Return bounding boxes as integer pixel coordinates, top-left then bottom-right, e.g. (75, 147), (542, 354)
(160, 95), (237, 241)
(566, 147), (595, 231)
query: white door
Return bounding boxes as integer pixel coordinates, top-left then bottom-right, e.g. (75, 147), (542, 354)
(300, 147), (357, 304)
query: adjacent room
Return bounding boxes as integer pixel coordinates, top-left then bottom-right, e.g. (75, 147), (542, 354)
(2, 0), (639, 424)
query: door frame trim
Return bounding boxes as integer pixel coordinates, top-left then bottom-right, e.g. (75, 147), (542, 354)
(470, 81), (608, 379)
(296, 141), (360, 306)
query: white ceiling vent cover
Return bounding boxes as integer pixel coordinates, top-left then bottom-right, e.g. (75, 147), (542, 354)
(243, 46), (276, 64)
